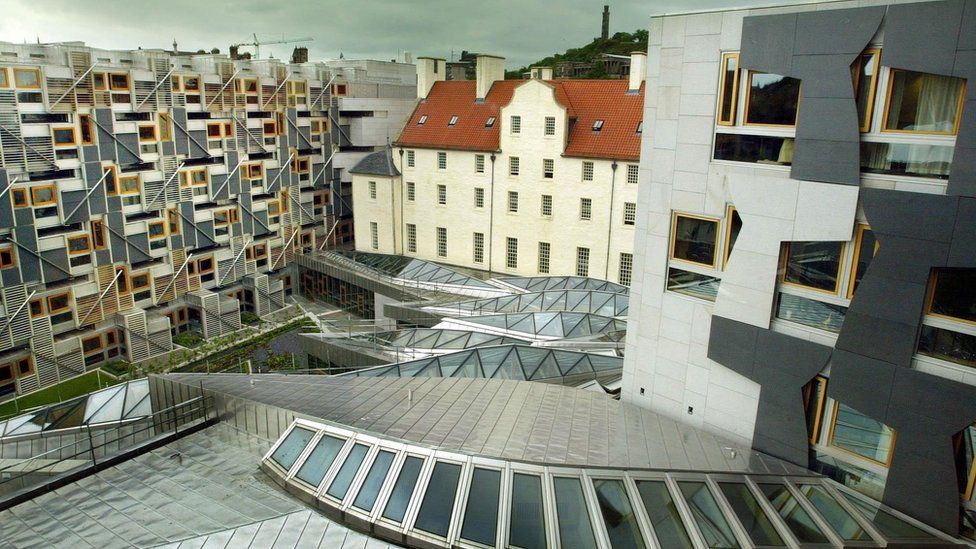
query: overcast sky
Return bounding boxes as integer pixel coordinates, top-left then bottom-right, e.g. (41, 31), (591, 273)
(0, 0), (790, 69)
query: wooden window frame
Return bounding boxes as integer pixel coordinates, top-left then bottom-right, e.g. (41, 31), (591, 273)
(15, 357), (33, 378)
(207, 122), (223, 139)
(119, 176), (140, 196)
(138, 124), (157, 143)
(851, 48), (881, 133)
(82, 335), (104, 354)
(109, 73), (130, 91)
(47, 291), (71, 314)
(229, 208), (239, 223)
(91, 220), (107, 249)
(104, 165), (119, 195)
(183, 76), (200, 92)
(52, 127), (77, 147)
(254, 243), (268, 259)
(130, 273), (150, 290)
(780, 241), (847, 295)
(722, 205), (741, 269)
(29, 298), (44, 318)
(105, 331), (117, 346)
(669, 212), (722, 269)
(171, 75), (182, 92)
(158, 113), (172, 141)
(0, 364), (12, 384)
(881, 68), (967, 136)
(847, 224), (878, 299)
(263, 121), (277, 136)
(925, 269), (976, 327)
(743, 70), (802, 128)
(0, 67), (8, 89)
(167, 208), (180, 235)
(213, 209), (230, 226)
(10, 188), (28, 208)
(268, 201), (281, 216)
(13, 68), (41, 89)
(802, 375), (829, 444)
(93, 72), (107, 91)
(147, 220), (166, 239)
(956, 424), (976, 500)
(0, 246), (16, 269)
(826, 401), (897, 468)
(198, 256), (214, 274)
(116, 266), (130, 294)
(239, 78), (258, 94)
(67, 234), (91, 255)
(79, 114), (95, 145)
(30, 184), (58, 206)
(293, 156), (310, 174)
(717, 52), (740, 126)
(222, 121), (233, 138)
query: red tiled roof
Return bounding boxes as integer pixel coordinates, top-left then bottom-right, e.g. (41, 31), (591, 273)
(395, 80), (519, 153)
(395, 79), (644, 161)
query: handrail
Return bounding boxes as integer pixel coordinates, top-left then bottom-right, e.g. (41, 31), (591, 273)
(0, 397), (210, 493)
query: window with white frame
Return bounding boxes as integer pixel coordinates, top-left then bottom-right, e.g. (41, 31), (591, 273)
(541, 194), (552, 217)
(406, 150), (415, 167)
(437, 184), (446, 205)
(437, 151), (447, 169)
(474, 187), (485, 208)
(509, 156), (519, 176)
(624, 202), (636, 225)
(406, 224), (417, 253)
(506, 237), (518, 269)
(473, 232), (485, 264)
(508, 191), (518, 213)
(580, 198), (592, 220)
(510, 115), (521, 134)
(627, 164), (639, 185)
(538, 242), (551, 274)
(368, 181), (376, 200)
(582, 161), (594, 181)
(544, 116), (556, 136)
(369, 222), (378, 250)
(618, 252), (633, 286)
(436, 227), (447, 257)
(475, 154), (485, 173)
(576, 247), (590, 277)
(543, 158), (554, 179)
(406, 181), (415, 201)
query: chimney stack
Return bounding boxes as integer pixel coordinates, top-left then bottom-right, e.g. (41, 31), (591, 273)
(475, 55), (505, 101)
(530, 66), (553, 80)
(416, 57), (445, 99)
(628, 51), (646, 93)
(602, 5), (610, 40)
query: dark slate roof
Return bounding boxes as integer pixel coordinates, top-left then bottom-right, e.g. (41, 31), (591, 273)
(349, 146), (400, 177)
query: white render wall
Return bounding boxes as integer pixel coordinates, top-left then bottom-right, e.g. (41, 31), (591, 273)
(352, 79), (639, 284)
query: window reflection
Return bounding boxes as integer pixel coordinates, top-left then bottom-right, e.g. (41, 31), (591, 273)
(782, 241), (845, 293)
(714, 133), (793, 165)
(745, 72), (801, 126)
(592, 479), (646, 549)
(553, 477), (598, 549)
(672, 215), (718, 266)
(861, 142), (953, 179)
(667, 268), (720, 302)
(828, 403), (896, 466)
(884, 70), (965, 134)
(928, 268), (976, 323)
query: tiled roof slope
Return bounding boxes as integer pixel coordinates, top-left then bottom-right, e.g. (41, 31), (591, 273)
(395, 79), (644, 161)
(349, 146), (400, 176)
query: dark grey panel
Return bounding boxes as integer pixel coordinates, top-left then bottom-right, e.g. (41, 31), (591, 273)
(789, 139), (860, 185)
(948, 197), (976, 266)
(287, 108), (298, 147)
(80, 145), (99, 163)
(94, 249), (111, 266)
(210, 174), (229, 201)
(161, 140), (175, 157)
(197, 221), (217, 248)
(179, 202), (196, 249)
(883, 0), (964, 74)
(128, 233), (152, 263)
(707, 316), (830, 465)
(267, 168), (281, 192)
(117, 133), (140, 165)
(106, 211), (128, 264)
(189, 130), (209, 158)
(170, 234), (183, 250)
(14, 225), (40, 283)
(793, 7), (886, 55)
(254, 210), (270, 237)
(94, 108), (117, 163)
(40, 249), (69, 284)
(61, 190), (89, 224)
(0, 169), (13, 230)
(826, 350), (894, 421)
(172, 108), (190, 156)
(739, 13), (796, 75)
(834, 310), (919, 366)
(0, 266), (21, 287)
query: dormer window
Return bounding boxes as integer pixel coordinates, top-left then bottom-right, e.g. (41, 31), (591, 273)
(485, 116), (496, 128)
(636, 121), (643, 135)
(418, 115), (428, 126)
(592, 119), (604, 132)
(448, 115), (458, 126)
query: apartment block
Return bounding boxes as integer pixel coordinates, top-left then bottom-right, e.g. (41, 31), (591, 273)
(626, 0), (976, 536)
(351, 54), (644, 285)
(0, 41), (412, 399)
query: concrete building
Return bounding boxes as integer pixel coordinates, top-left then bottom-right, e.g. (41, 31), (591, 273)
(0, 41), (413, 399)
(351, 54), (645, 286)
(624, 0), (976, 536)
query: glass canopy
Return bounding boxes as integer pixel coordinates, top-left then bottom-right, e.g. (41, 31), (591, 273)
(264, 418), (951, 549)
(341, 328), (529, 352)
(0, 379), (151, 438)
(497, 276), (629, 294)
(340, 345), (622, 383)
(446, 312), (626, 339)
(422, 289), (629, 318)
(337, 251), (497, 289)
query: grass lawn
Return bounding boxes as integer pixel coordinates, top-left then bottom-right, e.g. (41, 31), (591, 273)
(0, 370), (123, 420)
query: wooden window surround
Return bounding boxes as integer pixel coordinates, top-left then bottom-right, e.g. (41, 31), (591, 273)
(213, 210), (230, 226)
(0, 67), (8, 88)
(669, 213), (721, 269)
(851, 48), (881, 132)
(803, 375), (829, 444)
(847, 224), (878, 299)
(239, 78), (258, 94)
(254, 243), (268, 258)
(52, 127), (77, 146)
(183, 76), (200, 92)
(79, 114), (95, 145)
(16, 356), (33, 377)
(148, 221), (166, 239)
(91, 220), (107, 249)
(116, 266), (129, 294)
(171, 75), (182, 92)
(29, 298), (44, 318)
(13, 68), (41, 89)
(723, 205), (742, 269)
(717, 52), (740, 126)
(67, 234), (91, 255)
(244, 163), (263, 180)
(207, 123), (222, 139)
(0, 364), (11, 383)
(263, 121), (277, 136)
(30, 185), (57, 206)
(0, 246), (15, 269)
(158, 113), (172, 141)
(198, 256), (214, 274)
(138, 124), (157, 143)
(167, 208), (180, 235)
(109, 73), (130, 91)
(10, 188), (28, 208)
(119, 176), (140, 195)
(780, 241), (847, 295)
(229, 208), (239, 223)
(131, 273), (150, 290)
(82, 335), (103, 354)
(47, 291), (71, 314)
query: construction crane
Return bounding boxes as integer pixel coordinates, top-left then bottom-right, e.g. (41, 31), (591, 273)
(231, 34), (313, 60)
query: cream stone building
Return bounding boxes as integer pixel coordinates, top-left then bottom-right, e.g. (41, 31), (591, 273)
(351, 54), (646, 285)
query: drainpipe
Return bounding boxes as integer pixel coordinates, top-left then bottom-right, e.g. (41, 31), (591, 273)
(488, 152), (497, 273)
(398, 148), (405, 255)
(605, 160), (618, 281)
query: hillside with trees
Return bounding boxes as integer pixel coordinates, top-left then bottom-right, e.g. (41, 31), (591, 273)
(506, 30), (649, 79)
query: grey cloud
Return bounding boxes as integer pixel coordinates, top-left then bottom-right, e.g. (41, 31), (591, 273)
(0, 0), (790, 68)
